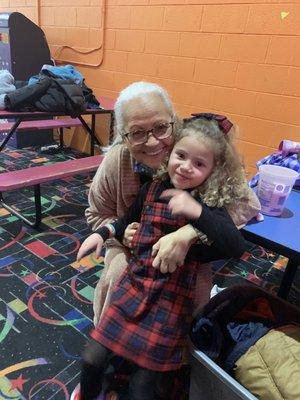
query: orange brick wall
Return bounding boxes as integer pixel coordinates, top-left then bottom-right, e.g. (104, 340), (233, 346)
(1, 1), (300, 176)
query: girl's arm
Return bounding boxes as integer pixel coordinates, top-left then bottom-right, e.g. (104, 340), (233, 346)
(188, 205), (246, 260)
(161, 189), (246, 261)
(152, 189), (258, 271)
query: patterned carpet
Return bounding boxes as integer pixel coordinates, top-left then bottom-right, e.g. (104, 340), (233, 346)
(213, 242), (299, 307)
(0, 146), (299, 400)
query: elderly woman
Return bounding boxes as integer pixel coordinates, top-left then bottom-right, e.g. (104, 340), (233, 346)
(86, 81), (260, 326)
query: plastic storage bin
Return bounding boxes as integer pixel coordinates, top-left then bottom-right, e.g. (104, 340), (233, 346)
(189, 346), (258, 400)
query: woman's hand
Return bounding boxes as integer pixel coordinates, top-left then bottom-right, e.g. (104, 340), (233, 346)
(122, 222), (140, 248)
(77, 233), (104, 261)
(151, 225), (198, 273)
(161, 189), (202, 219)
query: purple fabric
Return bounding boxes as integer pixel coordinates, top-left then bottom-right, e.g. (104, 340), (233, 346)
(249, 141), (300, 187)
(278, 140), (300, 156)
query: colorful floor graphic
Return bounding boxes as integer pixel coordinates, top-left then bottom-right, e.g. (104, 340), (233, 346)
(0, 146), (299, 399)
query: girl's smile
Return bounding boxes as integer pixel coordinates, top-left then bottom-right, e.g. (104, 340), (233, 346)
(168, 136), (215, 190)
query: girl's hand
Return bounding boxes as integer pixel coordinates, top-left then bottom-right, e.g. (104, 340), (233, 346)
(151, 225), (198, 273)
(77, 233), (104, 261)
(160, 189), (202, 220)
(122, 222), (140, 248)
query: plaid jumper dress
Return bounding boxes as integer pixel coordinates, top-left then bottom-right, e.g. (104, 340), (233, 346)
(91, 181), (200, 371)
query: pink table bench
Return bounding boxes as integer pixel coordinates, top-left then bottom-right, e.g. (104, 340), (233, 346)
(0, 117), (82, 133)
(0, 155), (104, 228)
(0, 117), (82, 150)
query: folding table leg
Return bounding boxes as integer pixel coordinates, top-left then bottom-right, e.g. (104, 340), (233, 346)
(0, 185), (42, 228)
(77, 115), (102, 156)
(277, 259), (299, 299)
(59, 127), (65, 150)
(0, 118), (22, 152)
(109, 111), (115, 144)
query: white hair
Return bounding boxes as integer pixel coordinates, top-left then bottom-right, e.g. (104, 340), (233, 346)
(110, 81), (174, 146)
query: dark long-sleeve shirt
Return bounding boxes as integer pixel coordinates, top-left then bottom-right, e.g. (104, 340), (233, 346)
(97, 180), (246, 263)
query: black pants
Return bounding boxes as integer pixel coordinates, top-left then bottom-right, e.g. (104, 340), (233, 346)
(80, 338), (162, 400)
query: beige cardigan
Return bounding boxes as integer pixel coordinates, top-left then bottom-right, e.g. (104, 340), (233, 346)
(86, 144), (140, 245)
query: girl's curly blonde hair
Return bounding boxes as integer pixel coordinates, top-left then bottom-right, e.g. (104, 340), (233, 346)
(157, 117), (249, 208)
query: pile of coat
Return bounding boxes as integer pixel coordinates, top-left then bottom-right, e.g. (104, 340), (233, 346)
(190, 285), (300, 400)
(0, 65), (99, 117)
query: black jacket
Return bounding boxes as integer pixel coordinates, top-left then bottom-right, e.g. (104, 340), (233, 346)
(5, 75), (86, 117)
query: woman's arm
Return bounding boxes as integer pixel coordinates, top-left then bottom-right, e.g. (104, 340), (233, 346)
(85, 145), (140, 231)
(151, 225), (198, 273)
(78, 183), (149, 261)
(85, 152), (119, 230)
(227, 185), (261, 229)
(104, 183), (149, 242)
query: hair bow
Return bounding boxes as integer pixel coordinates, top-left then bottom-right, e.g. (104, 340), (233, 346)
(185, 113), (233, 134)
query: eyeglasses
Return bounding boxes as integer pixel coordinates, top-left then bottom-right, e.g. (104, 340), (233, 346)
(123, 122), (174, 145)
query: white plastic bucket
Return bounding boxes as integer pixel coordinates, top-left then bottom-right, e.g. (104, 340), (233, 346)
(257, 165), (299, 216)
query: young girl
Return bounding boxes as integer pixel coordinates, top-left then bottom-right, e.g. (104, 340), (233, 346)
(76, 115), (247, 400)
